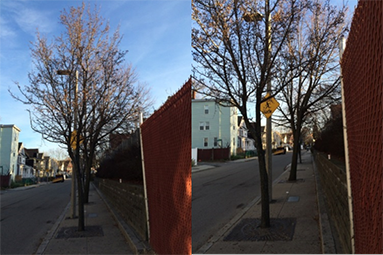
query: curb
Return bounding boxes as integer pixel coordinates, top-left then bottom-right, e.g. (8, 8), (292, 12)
(192, 165), (216, 173)
(35, 200), (71, 255)
(311, 154), (337, 254)
(92, 182), (154, 254)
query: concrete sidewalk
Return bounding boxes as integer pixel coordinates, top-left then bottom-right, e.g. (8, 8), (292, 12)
(35, 182), (141, 254)
(196, 151), (332, 254)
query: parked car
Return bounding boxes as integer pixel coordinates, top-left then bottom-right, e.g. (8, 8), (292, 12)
(273, 146), (286, 155)
(283, 144), (293, 151)
(52, 174), (65, 183)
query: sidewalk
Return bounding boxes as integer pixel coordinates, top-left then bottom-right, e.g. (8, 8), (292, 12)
(196, 151), (333, 254)
(35, 182), (139, 254)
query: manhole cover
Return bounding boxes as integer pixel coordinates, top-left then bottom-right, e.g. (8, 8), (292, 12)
(224, 218), (296, 241)
(56, 225), (104, 239)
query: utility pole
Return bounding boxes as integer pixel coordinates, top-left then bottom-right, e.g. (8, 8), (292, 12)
(72, 70), (78, 219)
(265, 0), (273, 202)
(57, 69), (78, 219)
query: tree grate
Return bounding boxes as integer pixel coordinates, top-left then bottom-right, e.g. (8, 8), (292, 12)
(224, 218), (296, 242)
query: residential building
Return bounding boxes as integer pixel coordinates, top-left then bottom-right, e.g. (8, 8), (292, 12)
(17, 142), (35, 179)
(247, 122), (265, 148)
(42, 156), (59, 177)
(58, 158), (73, 175)
(237, 116), (256, 152)
(0, 124), (21, 181)
(192, 99), (238, 155)
(262, 125), (283, 149)
(25, 148), (45, 178)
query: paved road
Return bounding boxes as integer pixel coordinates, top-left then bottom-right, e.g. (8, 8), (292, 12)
(1, 180), (71, 255)
(192, 153), (292, 253)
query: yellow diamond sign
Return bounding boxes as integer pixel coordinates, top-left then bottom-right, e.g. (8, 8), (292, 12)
(260, 93), (279, 118)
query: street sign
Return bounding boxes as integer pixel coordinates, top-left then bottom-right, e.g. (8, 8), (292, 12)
(260, 93), (279, 118)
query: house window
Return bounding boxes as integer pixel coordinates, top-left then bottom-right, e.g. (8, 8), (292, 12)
(204, 138), (208, 147)
(200, 122), (204, 130)
(233, 138), (235, 146)
(205, 122), (210, 130)
(204, 105), (209, 114)
(214, 137), (218, 147)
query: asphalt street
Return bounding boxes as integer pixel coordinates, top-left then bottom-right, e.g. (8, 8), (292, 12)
(0, 179), (71, 255)
(192, 153), (292, 253)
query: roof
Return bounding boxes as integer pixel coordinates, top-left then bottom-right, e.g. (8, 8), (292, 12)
(25, 148), (39, 158)
(0, 124), (21, 132)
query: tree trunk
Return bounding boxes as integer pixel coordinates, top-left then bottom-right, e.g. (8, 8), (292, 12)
(289, 129), (301, 181)
(83, 149), (94, 204)
(298, 143), (302, 163)
(258, 148), (270, 228)
(68, 149), (85, 231)
(83, 164), (91, 204)
(246, 117), (271, 228)
(76, 160), (85, 231)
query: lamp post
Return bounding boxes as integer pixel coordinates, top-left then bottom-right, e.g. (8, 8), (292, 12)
(243, 1), (273, 202)
(57, 69), (78, 219)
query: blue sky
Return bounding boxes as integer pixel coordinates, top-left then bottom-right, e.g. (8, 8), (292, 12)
(0, 0), (191, 155)
(0, 0), (358, 157)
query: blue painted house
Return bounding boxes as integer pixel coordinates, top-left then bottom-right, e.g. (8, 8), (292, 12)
(0, 124), (21, 181)
(192, 99), (238, 156)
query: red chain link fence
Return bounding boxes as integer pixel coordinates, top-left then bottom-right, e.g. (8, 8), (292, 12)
(141, 78), (191, 255)
(341, 1), (383, 253)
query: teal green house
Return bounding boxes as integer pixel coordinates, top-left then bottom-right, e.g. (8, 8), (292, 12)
(192, 99), (238, 155)
(0, 124), (21, 181)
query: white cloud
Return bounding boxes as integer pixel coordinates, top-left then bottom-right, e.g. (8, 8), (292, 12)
(1, 0), (57, 37)
(15, 7), (56, 35)
(0, 16), (17, 39)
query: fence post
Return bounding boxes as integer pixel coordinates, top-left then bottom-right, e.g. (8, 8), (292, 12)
(139, 113), (150, 242)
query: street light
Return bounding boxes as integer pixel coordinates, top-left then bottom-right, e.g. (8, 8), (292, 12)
(243, 2), (274, 202)
(57, 69), (78, 219)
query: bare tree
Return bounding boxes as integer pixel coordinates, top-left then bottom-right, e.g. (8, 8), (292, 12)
(10, 3), (150, 230)
(47, 147), (68, 161)
(273, 0), (348, 181)
(192, 0), (299, 227)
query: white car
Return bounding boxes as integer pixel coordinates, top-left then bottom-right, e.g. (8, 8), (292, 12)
(283, 144), (293, 151)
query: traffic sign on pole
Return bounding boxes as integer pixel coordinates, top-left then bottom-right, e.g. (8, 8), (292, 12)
(260, 93), (279, 118)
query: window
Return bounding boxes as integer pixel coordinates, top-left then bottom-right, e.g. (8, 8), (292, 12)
(205, 122), (210, 130)
(200, 122), (204, 130)
(204, 105), (209, 114)
(214, 137), (218, 147)
(233, 138), (235, 146)
(204, 138), (208, 147)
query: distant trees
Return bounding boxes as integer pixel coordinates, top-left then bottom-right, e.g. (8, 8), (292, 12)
(10, 3), (150, 230)
(273, 0), (348, 180)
